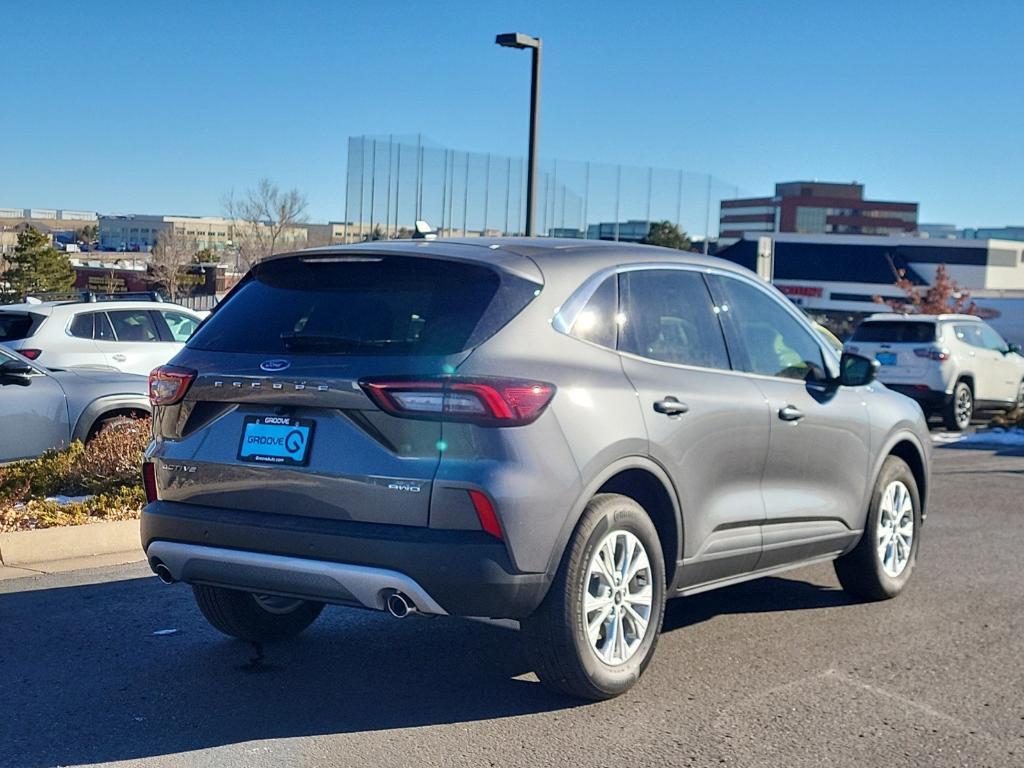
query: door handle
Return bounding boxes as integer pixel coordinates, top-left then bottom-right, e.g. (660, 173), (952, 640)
(653, 397), (689, 416)
(111, 354), (127, 362)
(778, 405), (804, 422)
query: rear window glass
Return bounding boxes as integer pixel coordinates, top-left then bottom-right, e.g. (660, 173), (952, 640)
(0, 312), (44, 341)
(188, 255), (538, 356)
(852, 321), (936, 343)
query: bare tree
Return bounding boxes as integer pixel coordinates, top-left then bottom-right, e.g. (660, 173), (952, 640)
(224, 179), (308, 271)
(150, 227), (199, 300)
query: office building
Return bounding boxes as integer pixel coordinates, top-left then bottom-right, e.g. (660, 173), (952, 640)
(719, 181), (918, 240)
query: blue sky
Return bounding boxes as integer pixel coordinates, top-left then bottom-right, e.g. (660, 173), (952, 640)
(3, 0), (1022, 229)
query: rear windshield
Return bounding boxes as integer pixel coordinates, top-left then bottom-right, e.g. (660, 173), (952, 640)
(851, 321), (937, 343)
(187, 255), (539, 356)
(0, 312), (44, 341)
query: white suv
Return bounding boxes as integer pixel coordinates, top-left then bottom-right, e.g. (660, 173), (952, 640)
(0, 298), (204, 376)
(846, 313), (1024, 430)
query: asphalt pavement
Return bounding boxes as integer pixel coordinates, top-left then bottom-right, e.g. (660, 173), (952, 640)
(1, 443), (1022, 768)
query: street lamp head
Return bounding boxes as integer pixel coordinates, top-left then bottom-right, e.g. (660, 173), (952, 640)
(495, 32), (540, 50)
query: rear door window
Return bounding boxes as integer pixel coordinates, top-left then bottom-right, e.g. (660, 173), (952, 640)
(852, 321), (937, 343)
(95, 312), (116, 341)
(108, 310), (160, 342)
(188, 255), (538, 356)
(68, 313), (95, 339)
(0, 312), (44, 341)
(618, 269), (730, 370)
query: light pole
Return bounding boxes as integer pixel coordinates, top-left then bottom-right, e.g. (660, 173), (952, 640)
(495, 32), (541, 237)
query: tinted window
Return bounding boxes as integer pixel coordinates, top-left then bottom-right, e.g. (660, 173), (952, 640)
(188, 255), (537, 356)
(0, 312), (44, 341)
(570, 276), (617, 349)
(708, 275), (826, 382)
(852, 321), (937, 343)
(618, 269), (730, 369)
(161, 311), (199, 342)
(68, 313), (94, 339)
(95, 312), (115, 341)
(109, 310), (159, 342)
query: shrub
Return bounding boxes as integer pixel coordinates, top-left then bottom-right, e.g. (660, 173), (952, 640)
(0, 417), (150, 532)
(989, 407), (1024, 429)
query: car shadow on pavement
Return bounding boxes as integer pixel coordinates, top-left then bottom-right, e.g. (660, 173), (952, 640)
(0, 571), (852, 766)
(663, 576), (856, 632)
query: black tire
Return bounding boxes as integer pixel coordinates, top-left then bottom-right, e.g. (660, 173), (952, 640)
(942, 380), (973, 431)
(86, 413), (138, 441)
(192, 585), (324, 642)
(834, 456), (921, 601)
(522, 493), (666, 700)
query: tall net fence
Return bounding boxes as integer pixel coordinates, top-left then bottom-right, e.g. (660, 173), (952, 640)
(343, 135), (748, 245)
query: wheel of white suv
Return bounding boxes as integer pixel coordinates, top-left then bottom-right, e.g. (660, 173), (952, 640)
(834, 456), (921, 601)
(192, 585), (324, 642)
(943, 380), (973, 431)
(522, 493), (666, 700)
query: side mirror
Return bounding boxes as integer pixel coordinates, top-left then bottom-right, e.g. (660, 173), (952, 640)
(838, 352), (879, 387)
(0, 358), (35, 385)
(1006, 342), (1021, 355)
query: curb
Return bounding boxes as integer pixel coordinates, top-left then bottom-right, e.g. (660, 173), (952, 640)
(0, 519), (142, 569)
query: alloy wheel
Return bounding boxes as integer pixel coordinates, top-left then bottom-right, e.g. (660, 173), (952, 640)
(877, 480), (914, 578)
(583, 530), (654, 665)
(956, 386), (973, 428)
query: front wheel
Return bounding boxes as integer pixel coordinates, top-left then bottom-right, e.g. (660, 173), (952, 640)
(193, 585), (324, 642)
(522, 493), (666, 700)
(834, 456), (921, 601)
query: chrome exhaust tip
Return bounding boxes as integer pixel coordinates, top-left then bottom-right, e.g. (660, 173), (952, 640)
(386, 591), (416, 618)
(153, 561), (176, 585)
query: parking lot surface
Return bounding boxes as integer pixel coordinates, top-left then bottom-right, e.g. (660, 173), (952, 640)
(1, 444), (1021, 768)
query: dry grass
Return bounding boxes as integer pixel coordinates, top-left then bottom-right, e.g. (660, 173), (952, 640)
(0, 417), (150, 532)
(989, 406), (1024, 429)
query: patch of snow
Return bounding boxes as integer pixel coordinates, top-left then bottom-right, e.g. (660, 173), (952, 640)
(957, 428), (1024, 447)
(43, 495), (94, 506)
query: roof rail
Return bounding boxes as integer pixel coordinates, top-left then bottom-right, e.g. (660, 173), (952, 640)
(24, 290), (168, 304)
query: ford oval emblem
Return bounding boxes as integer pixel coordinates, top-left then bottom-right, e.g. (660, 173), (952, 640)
(260, 359), (291, 372)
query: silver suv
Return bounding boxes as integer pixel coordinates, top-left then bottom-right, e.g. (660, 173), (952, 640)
(846, 313), (1024, 430)
(141, 239), (931, 700)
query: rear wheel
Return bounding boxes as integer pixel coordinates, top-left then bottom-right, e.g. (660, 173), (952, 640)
(192, 585), (324, 641)
(522, 493), (666, 700)
(942, 380), (973, 431)
(834, 456), (921, 601)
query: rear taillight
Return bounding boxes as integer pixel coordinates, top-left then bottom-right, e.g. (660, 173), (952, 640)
(469, 490), (502, 540)
(19, 349), (41, 360)
(361, 377), (556, 426)
(148, 365), (196, 405)
(914, 347), (950, 361)
(142, 462), (158, 503)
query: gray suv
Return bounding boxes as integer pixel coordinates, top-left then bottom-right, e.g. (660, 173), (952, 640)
(141, 239), (930, 700)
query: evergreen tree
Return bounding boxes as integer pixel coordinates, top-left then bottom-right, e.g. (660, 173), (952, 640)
(640, 220), (692, 251)
(2, 227), (76, 302)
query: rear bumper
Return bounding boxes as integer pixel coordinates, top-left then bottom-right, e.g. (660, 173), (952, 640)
(884, 384), (950, 410)
(140, 501), (551, 619)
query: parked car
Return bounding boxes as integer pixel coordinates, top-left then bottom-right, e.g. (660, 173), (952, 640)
(142, 239), (931, 700)
(0, 345), (150, 463)
(846, 313), (1024, 430)
(0, 298), (204, 376)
